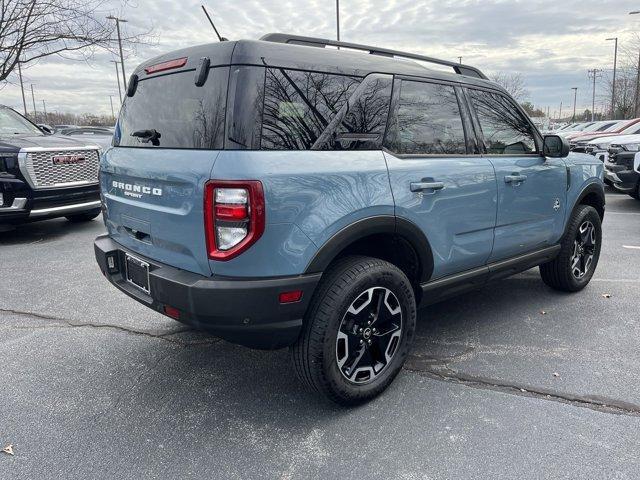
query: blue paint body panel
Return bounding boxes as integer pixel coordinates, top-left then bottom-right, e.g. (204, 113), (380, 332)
(488, 156), (567, 262)
(383, 152), (497, 280)
(208, 150), (394, 277)
(100, 147), (604, 282)
(100, 147), (219, 277)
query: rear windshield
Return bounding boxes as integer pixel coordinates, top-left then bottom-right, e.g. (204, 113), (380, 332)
(114, 66), (229, 149)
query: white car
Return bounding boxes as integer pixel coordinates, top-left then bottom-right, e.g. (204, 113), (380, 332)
(586, 133), (640, 162)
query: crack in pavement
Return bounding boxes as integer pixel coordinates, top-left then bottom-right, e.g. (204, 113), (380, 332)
(4, 309), (639, 417)
(405, 353), (640, 418)
(0, 308), (222, 346)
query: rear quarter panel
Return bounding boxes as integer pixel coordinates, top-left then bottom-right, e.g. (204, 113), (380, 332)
(209, 151), (394, 277)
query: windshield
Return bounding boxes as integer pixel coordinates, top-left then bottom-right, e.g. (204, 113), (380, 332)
(619, 122), (640, 135)
(0, 107), (42, 135)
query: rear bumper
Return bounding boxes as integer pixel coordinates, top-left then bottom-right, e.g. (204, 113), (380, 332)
(94, 234), (321, 349)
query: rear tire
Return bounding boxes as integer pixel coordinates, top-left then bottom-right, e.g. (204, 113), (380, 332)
(291, 256), (416, 406)
(540, 205), (602, 292)
(65, 210), (100, 223)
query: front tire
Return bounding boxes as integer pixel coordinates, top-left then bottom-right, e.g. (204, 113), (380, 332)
(291, 256), (416, 406)
(540, 205), (602, 292)
(629, 182), (640, 200)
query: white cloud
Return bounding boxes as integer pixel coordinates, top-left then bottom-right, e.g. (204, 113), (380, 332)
(1, 0), (638, 116)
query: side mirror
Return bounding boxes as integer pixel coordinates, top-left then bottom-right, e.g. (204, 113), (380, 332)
(39, 125), (53, 135)
(543, 135), (570, 158)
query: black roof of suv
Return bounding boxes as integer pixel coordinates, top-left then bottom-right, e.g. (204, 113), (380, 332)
(131, 33), (503, 93)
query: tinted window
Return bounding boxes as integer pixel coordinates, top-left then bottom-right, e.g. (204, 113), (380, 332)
(261, 68), (361, 150)
(384, 81), (467, 155)
(469, 89), (536, 154)
(315, 75), (393, 150)
(115, 67), (228, 149)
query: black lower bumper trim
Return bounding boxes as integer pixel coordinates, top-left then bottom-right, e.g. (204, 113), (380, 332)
(94, 234), (321, 350)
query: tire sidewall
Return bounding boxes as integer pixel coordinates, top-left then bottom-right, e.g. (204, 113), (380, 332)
(565, 206), (602, 289)
(319, 264), (416, 401)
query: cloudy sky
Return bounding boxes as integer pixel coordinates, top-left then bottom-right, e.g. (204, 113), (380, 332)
(2, 0), (640, 117)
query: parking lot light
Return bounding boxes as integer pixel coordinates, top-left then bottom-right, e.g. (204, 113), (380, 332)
(630, 12), (640, 116)
(606, 38), (618, 119)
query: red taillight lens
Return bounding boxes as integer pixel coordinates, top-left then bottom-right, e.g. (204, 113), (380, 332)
(204, 180), (265, 261)
(214, 204), (248, 220)
(145, 57), (188, 75)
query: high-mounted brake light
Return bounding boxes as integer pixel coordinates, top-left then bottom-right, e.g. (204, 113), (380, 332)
(204, 180), (265, 261)
(145, 57), (188, 75)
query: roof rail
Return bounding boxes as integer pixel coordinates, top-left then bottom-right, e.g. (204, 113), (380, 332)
(260, 33), (488, 80)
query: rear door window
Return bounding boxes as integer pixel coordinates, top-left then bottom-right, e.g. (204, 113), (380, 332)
(115, 67), (229, 149)
(468, 89), (537, 155)
(384, 80), (467, 155)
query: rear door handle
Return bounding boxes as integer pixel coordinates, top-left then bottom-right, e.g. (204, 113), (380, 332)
(410, 181), (445, 192)
(504, 174), (527, 184)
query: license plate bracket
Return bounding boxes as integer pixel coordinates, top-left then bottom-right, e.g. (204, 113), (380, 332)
(125, 253), (151, 294)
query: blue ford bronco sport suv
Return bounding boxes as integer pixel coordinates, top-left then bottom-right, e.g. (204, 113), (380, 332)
(94, 34), (605, 405)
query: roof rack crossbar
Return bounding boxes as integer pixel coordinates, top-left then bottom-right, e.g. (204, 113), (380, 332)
(260, 33), (488, 80)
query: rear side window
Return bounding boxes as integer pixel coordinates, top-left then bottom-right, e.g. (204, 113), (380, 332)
(261, 69), (361, 150)
(384, 80), (467, 155)
(115, 67), (229, 149)
(468, 89), (537, 155)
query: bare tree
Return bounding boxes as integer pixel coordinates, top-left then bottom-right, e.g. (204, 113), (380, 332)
(0, 0), (150, 82)
(491, 72), (530, 102)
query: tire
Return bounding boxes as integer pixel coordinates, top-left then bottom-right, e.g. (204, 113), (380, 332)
(540, 205), (602, 292)
(291, 256), (416, 406)
(629, 182), (640, 200)
(65, 209), (101, 223)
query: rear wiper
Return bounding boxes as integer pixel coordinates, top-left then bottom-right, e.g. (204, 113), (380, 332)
(131, 129), (161, 146)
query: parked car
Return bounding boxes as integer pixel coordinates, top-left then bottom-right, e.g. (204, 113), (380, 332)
(0, 105), (102, 229)
(570, 118), (640, 152)
(59, 127), (113, 149)
(604, 142), (640, 199)
(556, 122), (596, 137)
(94, 34), (605, 405)
(584, 130), (640, 162)
(563, 120), (621, 142)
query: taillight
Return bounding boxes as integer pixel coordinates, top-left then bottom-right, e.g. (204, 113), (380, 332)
(204, 180), (265, 261)
(144, 57), (188, 75)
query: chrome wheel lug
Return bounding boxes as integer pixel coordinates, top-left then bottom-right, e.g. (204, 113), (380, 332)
(367, 340), (372, 346)
(359, 339), (364, 345)
(367, 321), (371, 326)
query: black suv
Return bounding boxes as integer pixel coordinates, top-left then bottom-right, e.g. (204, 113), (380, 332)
(0, 105), (102, 229)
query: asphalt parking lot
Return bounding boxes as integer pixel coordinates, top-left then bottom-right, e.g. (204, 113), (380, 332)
(1, 190), (639, 479)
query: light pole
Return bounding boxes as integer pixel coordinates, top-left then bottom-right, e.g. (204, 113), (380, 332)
(458, 56), (463, 64)
(106, 15), (128, 92)
(336, 0), (340, 42)
(559, 101), (563, 120)
(110, 60), (122, 103)
(17, 61), (28, 116)
(109, 95), (115, 120)
(42, 99), (47, 122)
(571, 87), (578, 121)
(606, 37), (618, 119)
(30, 84), (37, 121)
(588, 69), (601, 121)
(630, 11), (640, 116)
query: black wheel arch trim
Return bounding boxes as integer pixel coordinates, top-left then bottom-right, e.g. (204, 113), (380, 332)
(304, 215), (434, 283)
(576, 182), (605, 212)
